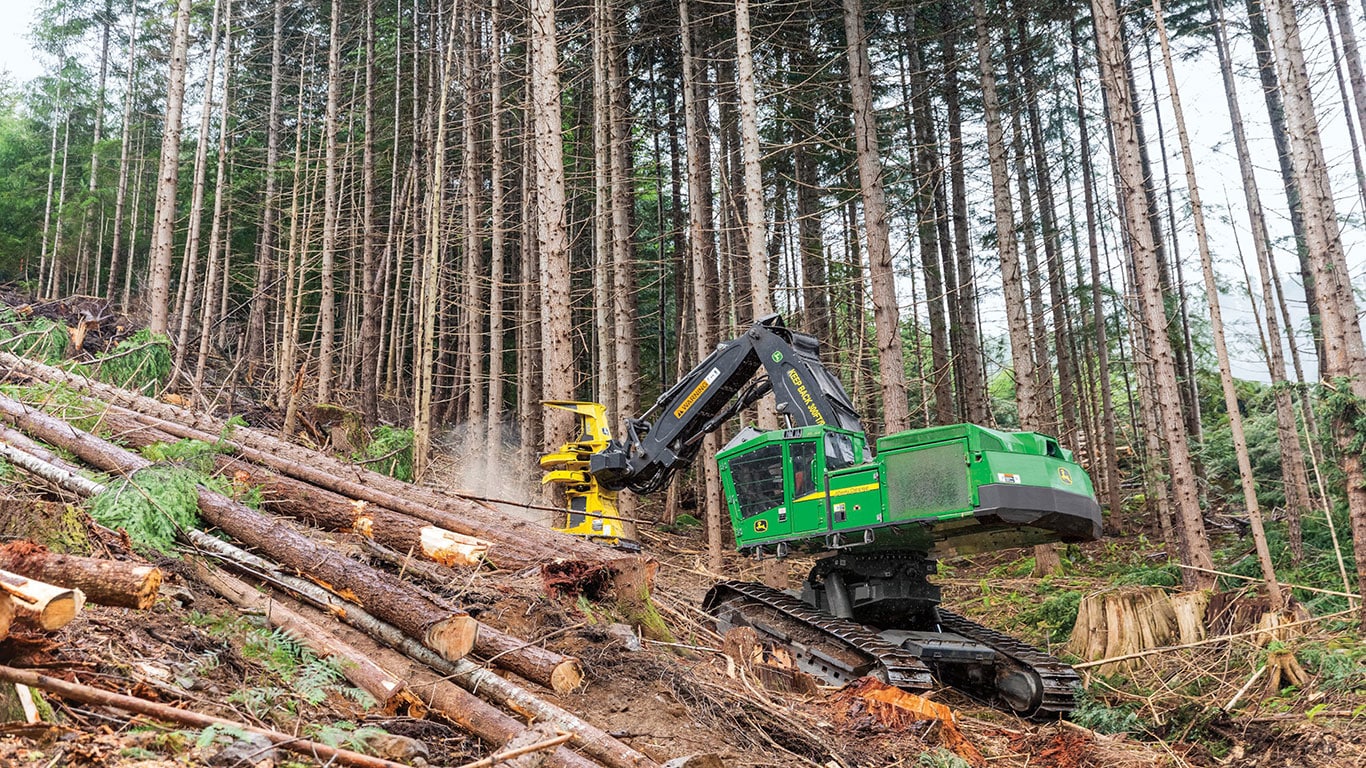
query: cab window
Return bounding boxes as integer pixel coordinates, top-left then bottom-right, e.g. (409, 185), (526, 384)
(729, 444), (786, 519)
(824, 431), (856, 470)
(789, 440), (818, 499)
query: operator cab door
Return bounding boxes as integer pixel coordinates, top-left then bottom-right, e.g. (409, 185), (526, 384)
(786, 438), (825, 536)
(726, 442), (791, 541)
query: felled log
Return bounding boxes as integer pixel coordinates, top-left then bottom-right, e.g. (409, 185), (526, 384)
(473, 625), (584, 695)
(191, 561), (422, 714)
(190, 532), (659, 768)
(0, 664), (420, 768)
(216, 455), (490, 567)
(0, 569), (84, 631)
(257, 587), (605, 768)
(0, 427), (580, 697)
(0, 395), (476, 662)
(0, 540), (162, 609)
(0, 354), (624, 571)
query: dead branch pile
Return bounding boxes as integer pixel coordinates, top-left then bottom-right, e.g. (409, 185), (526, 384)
(0, 359), (691, 768)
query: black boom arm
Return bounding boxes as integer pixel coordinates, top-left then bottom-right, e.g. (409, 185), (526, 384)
(590, 315), (862, 493)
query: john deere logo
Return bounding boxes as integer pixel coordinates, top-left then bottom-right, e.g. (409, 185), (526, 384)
(753, 519), (769, 533)
(771, 351), (783, 363)
(1058, 467), (1073, 485)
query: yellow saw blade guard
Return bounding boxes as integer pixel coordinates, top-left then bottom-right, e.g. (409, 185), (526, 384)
(541, 401), (633, 547)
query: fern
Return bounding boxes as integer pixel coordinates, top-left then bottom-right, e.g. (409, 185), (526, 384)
(352, 425), (414, 482)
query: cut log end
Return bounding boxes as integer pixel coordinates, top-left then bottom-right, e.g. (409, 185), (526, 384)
(133, 567), (164, 610)
(425, 615), (479, 661)
(548, 660), (584, 695)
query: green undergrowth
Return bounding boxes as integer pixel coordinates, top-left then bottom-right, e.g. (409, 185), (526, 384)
(0, 310), (68, 362)
(351, 424), (413, 482)
(189, 611), (377, 723)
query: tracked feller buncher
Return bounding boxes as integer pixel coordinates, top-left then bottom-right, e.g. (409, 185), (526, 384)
(541, 315), (1102, 718)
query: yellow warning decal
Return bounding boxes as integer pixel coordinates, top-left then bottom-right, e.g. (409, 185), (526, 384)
(674, 367), (722, 419)
(793, 482), (879, 503)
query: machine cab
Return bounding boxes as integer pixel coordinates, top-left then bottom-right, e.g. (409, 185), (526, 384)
(717, 425), (866, 550)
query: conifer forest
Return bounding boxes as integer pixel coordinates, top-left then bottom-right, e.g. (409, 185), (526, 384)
(0, 0), (1364, 764)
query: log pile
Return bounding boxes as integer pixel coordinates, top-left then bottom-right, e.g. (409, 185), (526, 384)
(0, 359), (689, 767)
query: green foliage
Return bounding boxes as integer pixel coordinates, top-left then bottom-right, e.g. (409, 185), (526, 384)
(1020, 589), (1083, 643)
(141, 437), (230, 475)
(916, 748), (973, 768)
(0, 314), (69, 363)
(87, 465), (202, 553)
(352, 425), (413, 482)
(1296, 639), (1366, 693)
(304, 721), (390, 751)
(92, 330), (172, 395)
(194, 723), (254, 751)
(1069, 690), (1148, 734)
(1112, 564), (1181, 588)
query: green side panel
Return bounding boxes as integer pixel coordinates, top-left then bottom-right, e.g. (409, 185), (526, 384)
(826, 466), (884, 533)
(880, 441), (972, 522)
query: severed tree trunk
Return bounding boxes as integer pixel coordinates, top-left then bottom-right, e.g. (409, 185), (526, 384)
(844, 0), (909, 434)
(0, 541), (160, 610)
(147, 0), (193, 335)
(0, 394), (477, 662)
(1091, 0), (1215, 588)
(1153, 0), (1282, 608)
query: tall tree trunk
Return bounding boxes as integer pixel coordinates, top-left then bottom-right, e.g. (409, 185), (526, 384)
(844, 0), (909, 434)
(1262, 0), (1366, 619)
(246, 0), (284, 373)
(943, 26), (987, 424)
(77, 3), (113, 297)
(193, 0), (234, 398)
(532, 0), (576, 455)
(972, 0), (1038, 430)
(172, 0), (224, 381)
(1071, 19), (1124, 533)
(1091, 0), (1215, 588)
(147, 0), (194, 335)
(486, 0), (507, 446)
(681, 0), (725, 572)
(360, 0), (380, 424)
(1246, 0), (1320, 360)
(105, 3), (140, 303)
(317, 0), (342, 403)
(1154, 0), (1282, 608)
(1211, 0), (1312, 564)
